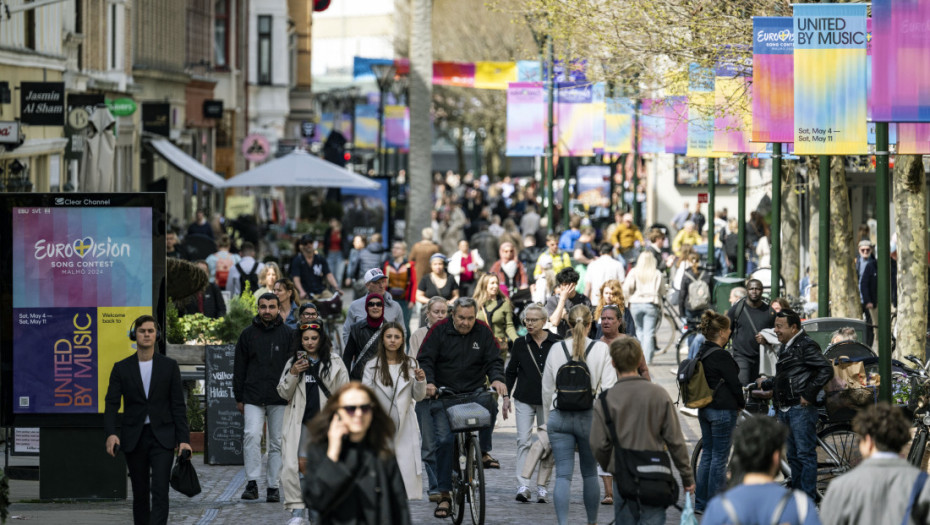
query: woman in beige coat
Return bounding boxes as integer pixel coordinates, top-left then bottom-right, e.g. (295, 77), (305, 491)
(277, 322), (349, 524)
(362, 322), (427, 500)
(622, 250), (667, 365)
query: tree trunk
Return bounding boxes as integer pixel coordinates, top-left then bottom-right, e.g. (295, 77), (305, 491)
(781, 160), (800, 301)
(829, 156), (861, 318)
(405, 0), (433, 244)
(455, 125), (466, 178)
(808, 156), (821, 315)
(893, 154), (927, 361)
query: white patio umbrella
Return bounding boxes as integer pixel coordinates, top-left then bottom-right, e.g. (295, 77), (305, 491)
(221, 148), (380, 189)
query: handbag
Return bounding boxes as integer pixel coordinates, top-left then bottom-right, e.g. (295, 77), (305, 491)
(169, 449), (202, 497)
(680, 493), (698, 525)
(599, 394), (679, 518)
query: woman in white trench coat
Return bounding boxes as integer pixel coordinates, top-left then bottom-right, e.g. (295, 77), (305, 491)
(362, 321), (427, 500)
(278, 322), (349, 524)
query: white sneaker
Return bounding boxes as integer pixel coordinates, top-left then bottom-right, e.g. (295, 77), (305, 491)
(679, 406), (699, 417)
(515, 485), (532, 502)
(536, 487), (549, 503)
(287, 517), (304, 525)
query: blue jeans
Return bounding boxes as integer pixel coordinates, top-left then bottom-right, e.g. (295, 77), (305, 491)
(416, 399), (438, 495)
(431, 391), (496, 493)
(326, 251), (344, 285)
(777, 404), (819, 499)
(630, 303), (660, 363)
(614, 481), (666, 525)
(548, 409), (599, 525)
(688, 334), (706, 360)
(695, 408), (738, 510)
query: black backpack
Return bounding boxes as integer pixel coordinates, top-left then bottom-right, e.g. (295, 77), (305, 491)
(554, 341), (596, 411)
(236, 262), (260, 294)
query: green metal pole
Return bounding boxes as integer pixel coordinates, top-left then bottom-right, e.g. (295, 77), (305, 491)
(875, 123), (892, 402)
(737, 155), (747, 277)
(818, 155), (830, 318)
(546, 36), (555, 233)
(473, 131), (481, 176)
(562, 157), (570, 229)
(707, 158), (716, 275)
(771, 143), (782, 299)
(632, 100), (641, 227)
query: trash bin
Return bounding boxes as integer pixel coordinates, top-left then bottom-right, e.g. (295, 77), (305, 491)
(714, 274), (745, 313)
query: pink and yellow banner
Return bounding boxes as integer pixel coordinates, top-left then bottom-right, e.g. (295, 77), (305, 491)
(664, 96), (688, 154)
(384, 105), (409, 150)
(872, 0), (930, 122)
(752, 17), (794, 143)
(433, 61), (475, 87)
(556, 83), (595, 157)
(714, 69), (765, 154)
(506, 83), (546, 157)
(639, 99), (666, 154)
(604, 97), (633, 154)
(793, 4), (868, 154)
(898, 123), (930, 154)
(474, 62), (518, 90)
(687, 64), (728, 158)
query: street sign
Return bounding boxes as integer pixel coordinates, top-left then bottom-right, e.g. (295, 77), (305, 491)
(20, 82), (65, 126)
(106, 98), (136, 116)
(142, 102), (170, 137)
(203, 100), (223, 119)
(242, 134), (270, 163)
(697, 193), (709, 203)
(0, 121), (22, 144)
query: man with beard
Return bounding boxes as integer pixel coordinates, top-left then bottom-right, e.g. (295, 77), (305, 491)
(726, 279), (776, 385)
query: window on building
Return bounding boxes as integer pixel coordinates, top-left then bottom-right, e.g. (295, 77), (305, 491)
(257, 15), (272, 85)
(24, 0), (36, 50)
(289, 32), (297, 89)
(107, 3), (124, 70)
(214, 0), (229, 69)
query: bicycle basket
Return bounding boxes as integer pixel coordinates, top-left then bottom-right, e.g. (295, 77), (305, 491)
(312, 291), (343, 318)
(445, 402), (492, 432)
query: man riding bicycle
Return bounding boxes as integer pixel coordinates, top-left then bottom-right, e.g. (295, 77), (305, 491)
(418, 296), (509, 519)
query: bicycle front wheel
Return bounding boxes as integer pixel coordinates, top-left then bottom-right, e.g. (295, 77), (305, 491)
(465, 435), (485, 525)
(907, 427), (928, 467)
(451, 435), (466, 525)
(690, 437), (703, 476)
(676, 330), (693, 366)
(816, 424), (861, 499)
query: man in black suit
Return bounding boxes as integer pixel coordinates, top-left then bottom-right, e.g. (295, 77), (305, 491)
(105, 315), (191, 525)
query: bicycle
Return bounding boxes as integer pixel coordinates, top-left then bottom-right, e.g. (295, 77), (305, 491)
(674, 320), (700, 366)
(437, 388), (494, 525)
(657, 291), (687, 357)
(310, 289), (344, 351)
(689, 386), (862, 500)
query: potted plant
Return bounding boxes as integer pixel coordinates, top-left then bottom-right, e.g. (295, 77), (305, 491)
(186, 382), (206, 452)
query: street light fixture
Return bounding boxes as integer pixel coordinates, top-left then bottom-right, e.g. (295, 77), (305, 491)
(371, 63), (396, 176)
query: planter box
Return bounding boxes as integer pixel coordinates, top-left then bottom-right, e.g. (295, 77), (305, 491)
(189, 431), (205, 453)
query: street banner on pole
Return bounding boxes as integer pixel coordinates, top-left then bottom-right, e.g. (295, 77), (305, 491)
(604, 97), (633, 154)
(506, 82), (545, 157)
(433, 61), (475, 87)
(384, 105), (409, 150)
(664, 96), (688, 154)
(638, 99), (666, 153)
(354, 104), (378, 149)
(517, 61), (542, 82)
(556, 82), (595, 157)
(687, 64), (728, 158)
(715, 61), (764, 154)
(752, 17), (794, 143)
(872, 0), (930, 122)
(792, 4), (868, 154)
(474, 62), (518, 90)
(592, 83), (606, 153)
(897, 123), (930, 154)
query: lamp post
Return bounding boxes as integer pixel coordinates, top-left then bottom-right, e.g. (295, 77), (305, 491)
(371, 63), (396, 177)
(389, 75), (409, 177)
(525, 14), (556, 233)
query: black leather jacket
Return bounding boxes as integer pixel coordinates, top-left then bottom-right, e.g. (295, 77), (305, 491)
(761, 331), (834, 408)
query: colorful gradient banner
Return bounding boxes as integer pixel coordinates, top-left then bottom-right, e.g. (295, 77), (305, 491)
(872, 0), (930, 122)
(12, 207), (153, 414)
(639, 99), (666, 154)
(793, 4), (868, 154)
(354, 104), (378, 149)
(384, 105), (409, 150)
(752, 17), (795, 143)
(556, 83), (595, 157)
(897, 123), (930, 154)
(665, 96), (689, 154)
(687, 64), (728, 158)
(715, 71), (765, 154)
(517, 61), (542, 82)
(592, 83), (606, 152)
(474, 62), (518, 90)
(604, 97), (633, 154)
(433, 61), (475, 87)
(506, 82), (546, 157)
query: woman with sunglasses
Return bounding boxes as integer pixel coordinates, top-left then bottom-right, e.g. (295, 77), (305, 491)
(342, 293), (386, 381)
(277, 322), (349, 524)
(303, 382), (411, 525)
(273, 278), (301, 329)
(361, 322), (427, 500)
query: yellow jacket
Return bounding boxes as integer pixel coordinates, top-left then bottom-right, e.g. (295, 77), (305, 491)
(672, 230), (703, 256)
(609, 223), (645, 251)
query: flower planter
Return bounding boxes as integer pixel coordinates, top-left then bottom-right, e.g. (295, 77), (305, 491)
(189, 431), (205, 452)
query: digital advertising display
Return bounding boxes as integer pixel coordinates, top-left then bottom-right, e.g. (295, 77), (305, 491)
(0, 194), (166, 427)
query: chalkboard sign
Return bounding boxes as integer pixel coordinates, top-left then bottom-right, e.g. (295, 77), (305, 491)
(205, 344), (244, 465)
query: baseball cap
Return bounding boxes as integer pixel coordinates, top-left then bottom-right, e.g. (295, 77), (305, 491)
(858, 240), (872, 249)
(364, 268), (387, 283)
(299, 234), (315, 245)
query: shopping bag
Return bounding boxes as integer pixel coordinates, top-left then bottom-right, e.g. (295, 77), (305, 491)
(680, 493), (698, 525)
(169, 449), (202, 497)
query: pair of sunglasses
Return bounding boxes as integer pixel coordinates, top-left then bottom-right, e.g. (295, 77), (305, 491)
(340, 403), (373, 415)
(300, 322), (323, 331)
(367, 301), (383, 307)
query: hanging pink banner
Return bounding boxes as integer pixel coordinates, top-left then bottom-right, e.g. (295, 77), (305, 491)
(898, 123), (930, 154)
(872, 0), (930, 122)
(752, 17), (794, 143)
(664, 96), (688, 154)
(506, 83), (545, 157)
(555, 83), (595, 157)
(384, 105), (409, 150)
(638, 99), (665, 153)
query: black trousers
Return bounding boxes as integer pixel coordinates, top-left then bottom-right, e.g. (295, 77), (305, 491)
(125, 425), (174, 525)
(734, 353), (760, 386)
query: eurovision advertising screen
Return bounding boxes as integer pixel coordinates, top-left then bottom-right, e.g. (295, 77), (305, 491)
(0, 194), (166, 427)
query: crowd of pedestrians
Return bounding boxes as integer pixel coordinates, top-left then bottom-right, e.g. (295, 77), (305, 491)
(122, 175), (929, 525)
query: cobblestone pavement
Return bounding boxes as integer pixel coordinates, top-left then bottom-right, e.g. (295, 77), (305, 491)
(7, 325), (700, 524)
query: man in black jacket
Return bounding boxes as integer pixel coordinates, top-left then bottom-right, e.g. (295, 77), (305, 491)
(418, 296), (508, 518)
(105, 315), (191, 525)
(233, 293), (293, 502)
(726, 279), (775, 384)
(759, 309), (834, 500)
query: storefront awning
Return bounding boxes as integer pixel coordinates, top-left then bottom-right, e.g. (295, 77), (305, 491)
(146, 138), (226, 188)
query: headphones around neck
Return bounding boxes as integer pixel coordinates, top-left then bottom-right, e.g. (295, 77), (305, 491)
(128, 316), (162, 342)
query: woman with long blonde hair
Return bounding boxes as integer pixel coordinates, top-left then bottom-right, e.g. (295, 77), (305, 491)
(473, 273), (518, 354)
(541, 305), (618, 525)
(622, 251), (666, 364)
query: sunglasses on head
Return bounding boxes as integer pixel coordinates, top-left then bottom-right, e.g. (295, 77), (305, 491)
(340, 403), (373, 415)
(367, 301), (383, 307)
(300, 322), (323, 331)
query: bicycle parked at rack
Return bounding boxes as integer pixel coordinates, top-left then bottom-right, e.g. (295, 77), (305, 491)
(436, 388), (494, 525)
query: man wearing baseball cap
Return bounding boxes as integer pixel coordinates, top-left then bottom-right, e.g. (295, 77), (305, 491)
(341, 267), (405, 348)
